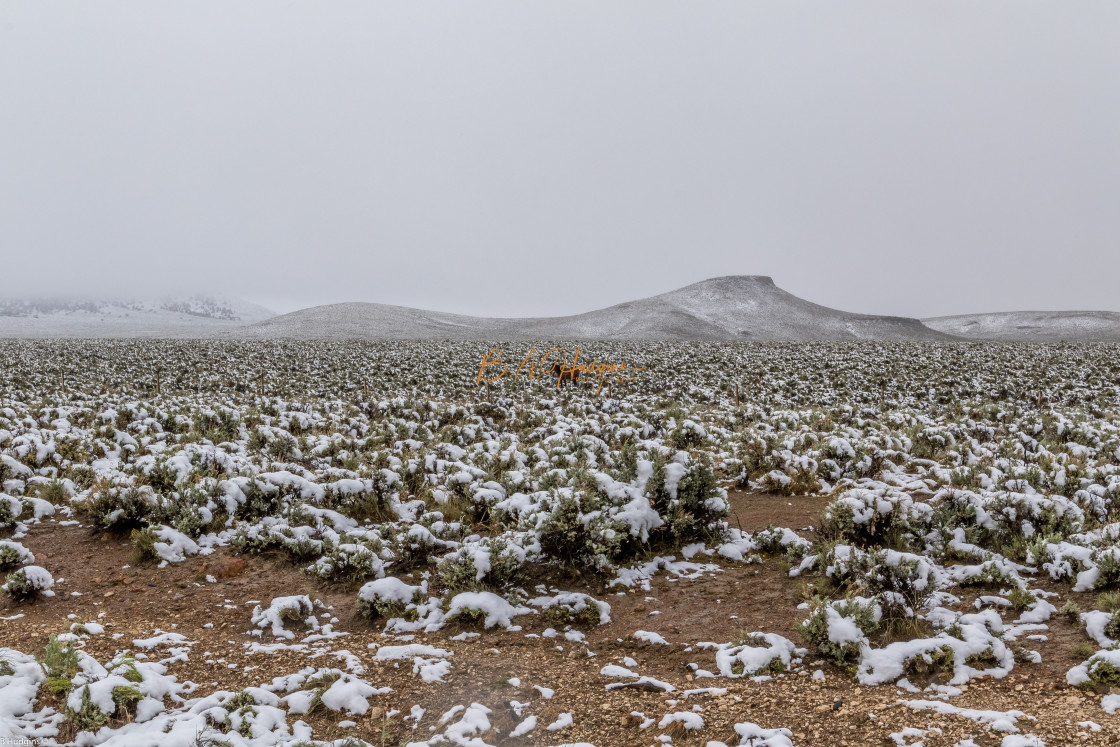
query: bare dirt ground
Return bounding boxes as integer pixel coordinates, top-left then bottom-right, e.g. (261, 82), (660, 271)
(3, 492), (1118, 746)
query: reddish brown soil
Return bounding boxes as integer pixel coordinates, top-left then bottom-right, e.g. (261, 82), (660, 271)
(2, 498), (1118, 746)
(726, 491), (835, 535)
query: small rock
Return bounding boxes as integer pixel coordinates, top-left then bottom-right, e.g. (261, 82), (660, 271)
(205, 557), (247, 579)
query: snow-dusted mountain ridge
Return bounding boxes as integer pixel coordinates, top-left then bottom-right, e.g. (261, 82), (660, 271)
(232, 276), (951, 341)
(5, 279), (1119, 340)
(923, 310), (1120, 342)
(0, 295), (275, 337)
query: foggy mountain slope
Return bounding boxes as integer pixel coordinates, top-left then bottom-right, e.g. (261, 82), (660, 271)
(0, 296), (276, 338)
(923, 311), (1120, 342)
(233, 276), (953, 341)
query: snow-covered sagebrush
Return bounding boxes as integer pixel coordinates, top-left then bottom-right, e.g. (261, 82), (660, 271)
(3, 339), (1120, 743)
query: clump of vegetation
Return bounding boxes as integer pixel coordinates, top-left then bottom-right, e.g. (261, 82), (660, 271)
(37, 642), (147, 732)
(644, 453), (727, 543)
(902, 645), (955, 681)
(1007, 587), (1035, 611)
(129, 527), (160, 564)
(38, 634), (81, 696)
(720, 633), (799, 678)
(298, 671), (342, 714)
(955, 561), (1014, 588)
(1105, 614), (1120, 643)
(1094, 550), (1120, 590)
(33, 479), (71, 505)
(821, 545), (934, 618)
(1097, 591), (1120, 613)
(231, 522), (322, 562)
(798, 595), (879, 668)
(535, 594), (608, 629)
(65, 688), (109, 732)
(1072, 641), (1096, 660)
(356, 579), (423, 621)
(83, 484), (154, 531)
(2, 565), (54, 601)
(151, 485), (220, 538)
(819, 488), (924, 550)
(0, 541), (30, 571)
(964, 647), (1002, 670)
(435, 536), (524, 593)
(537, 491), (628, 573)
(1077, 652), (1120, 689)
(305, 537), (386, 584)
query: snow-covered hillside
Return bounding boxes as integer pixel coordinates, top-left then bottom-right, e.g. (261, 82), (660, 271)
(923, 311), (1120, 342)
(0, 296), (276, 338)
(9, 280), (1119, 342)
(233, 276), (951, 341)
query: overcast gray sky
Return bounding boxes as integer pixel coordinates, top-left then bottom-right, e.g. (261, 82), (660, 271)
(2, 2), (1117, 317)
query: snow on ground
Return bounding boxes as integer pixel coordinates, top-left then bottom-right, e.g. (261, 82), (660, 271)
(3, 340), (1120, 744)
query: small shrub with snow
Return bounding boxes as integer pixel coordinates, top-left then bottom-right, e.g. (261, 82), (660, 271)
(798, 595), (880, 668)
(251, 595), (316, 639)
(82, 484), (156, 532)
(822, 544), (937, 617)
(230, 521), (324, 562)
(2, 565), (55, 601)
(435, 535), (526, 593)
(711, 721), (794, 747)
(129, 527), (160, 564)
(950, 558), (1024, 590)
(668, 418), (707, 450)
(902, 643), (956, 683)
(1091, 547), (1120, 589)
(536, 490), (631, 573)
(1067, 649), (1120, 690)
(306, 538), (386, 584)
(820, 487), (929, 550)
(279, 668), (388, 716)
(0, 494), (20, 531)
(129, 524), (202, 564)
(149, 485), (220, 538)
(63, 652), (151, 730)
(0, 539), (33, 570)
(643, 453), (727, 543)
(38, 633), (81, 694)
(529, 592), (611, 628)
(357, 577), (424, 621)
(444, 591), (531, 629)
(715, 632), (804, 678)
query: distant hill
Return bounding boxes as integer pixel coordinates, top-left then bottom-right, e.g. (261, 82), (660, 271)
(232, 276), (951, 341)
(923, 311), (1120, 342)
(0, 295), (276, 338)
(11, 279), (1116, 342)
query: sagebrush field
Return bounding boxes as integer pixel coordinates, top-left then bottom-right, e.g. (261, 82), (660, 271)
(2, 340), (1120, 746)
